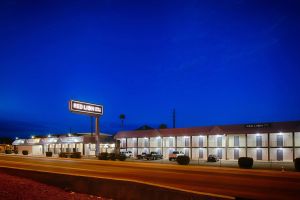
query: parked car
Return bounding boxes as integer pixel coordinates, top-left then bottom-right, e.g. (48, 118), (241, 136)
(169, 151), (185, 161)
(137, 152), (147, 159)
(145, 152), (163, 160)
(207, 154), (219, 162)
(121, 151), (133, 158)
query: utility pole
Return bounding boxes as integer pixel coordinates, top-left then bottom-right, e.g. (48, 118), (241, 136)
(173, 108), (176, 128)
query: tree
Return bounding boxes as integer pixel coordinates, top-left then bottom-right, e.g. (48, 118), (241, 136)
(159, 124), (167, 129)
(119, 114), (126, 128)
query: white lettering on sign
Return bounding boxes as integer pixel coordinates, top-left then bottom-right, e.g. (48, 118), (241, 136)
(69, 100), (103, 116)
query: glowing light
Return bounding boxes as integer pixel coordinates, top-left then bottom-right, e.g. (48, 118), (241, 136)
(68, 133), (71, 137)
(48, 134), (51, 138)
(31, 136), (35, 139)
(156, 136), (161, 139)
(144, 137), (148, 140)
(256, 133), (260, 136)
(278, 132), (283, 135)
(16, 137), (19, 140)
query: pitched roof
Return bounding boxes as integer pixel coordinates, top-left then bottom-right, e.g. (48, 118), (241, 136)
(114, 120), (300, 138)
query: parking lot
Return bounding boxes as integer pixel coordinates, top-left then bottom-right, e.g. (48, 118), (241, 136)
(124, 157), (295, 171)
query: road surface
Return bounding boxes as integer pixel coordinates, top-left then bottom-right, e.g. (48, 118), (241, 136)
(0, 154), (300, 199)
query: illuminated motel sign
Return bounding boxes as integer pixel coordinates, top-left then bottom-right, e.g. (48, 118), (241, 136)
(69, 100), (103, 156)
(69, 100), (103, 116)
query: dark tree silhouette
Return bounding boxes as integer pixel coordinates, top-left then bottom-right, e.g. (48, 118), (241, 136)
(119, 114), (126, 128)
(159, 124), (167, 129)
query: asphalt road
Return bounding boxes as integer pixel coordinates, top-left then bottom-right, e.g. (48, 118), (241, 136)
(1, 154), (300, 200)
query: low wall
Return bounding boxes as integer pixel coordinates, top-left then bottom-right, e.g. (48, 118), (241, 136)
(0, 167), (232, 200)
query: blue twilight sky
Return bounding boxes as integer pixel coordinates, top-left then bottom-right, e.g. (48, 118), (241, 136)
(0, 0), (300, 138)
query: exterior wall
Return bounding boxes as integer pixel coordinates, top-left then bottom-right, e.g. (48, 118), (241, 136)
(17, 146), (33, 154)
(247, 148), (268, 161)
(163, 137), (175, 148)
(127, 138), (137, 148)
(295, 132), (300, 147)
(138, 138), (149, 148)
(192, 136), (207, 147)
(208, 147), (225, 159)
(247, 133), (268, 147)
(270, 133), (293, 147)
(138, 147), (149, 154)
(270, 148), (293, 161)
(118, 131), (298, 161)
(208, 135), (225, 147)
(163, 147), (175, 158)
(228, 134), (246, 147)
(150, 137), (162, 148)
(17, 145), (42, 155)
(192, 148), (207, 160)
(177, 136), (191, 147)
(227, 148), (246, 160)
(295, 148), (300, 158)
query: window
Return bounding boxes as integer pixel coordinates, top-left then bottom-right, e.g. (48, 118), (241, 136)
(256, 135), (262, 147)
(144, 139), (148, 147)
(199, 149), (203, 158)
(184, 137), (190, 147)
(234, 136), (239, 147)
(234, 149), (239, 160)
(277, 149), (283, 161)
(256, 149), (262, 160)
(169, 138), (173, 147)
(217, 137), (222, 147)
(277, 135), (283, 147)
(217, 149), (222, 159)
(157, 138), (161, 147)
(198, 137), (204, 147)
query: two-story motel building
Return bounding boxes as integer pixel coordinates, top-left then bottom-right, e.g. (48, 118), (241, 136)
(114, 121), (300, 161)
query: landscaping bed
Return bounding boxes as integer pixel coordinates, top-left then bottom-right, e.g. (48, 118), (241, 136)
(0, 171), (110, 200)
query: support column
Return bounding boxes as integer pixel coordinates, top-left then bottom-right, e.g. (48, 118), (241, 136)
(245, 133), (248, 157)
(126, 138), (128, 151)
(190, 136), (192, 159)
(268, 133), (270, 161)
(206, 135), (209, 159)
(293, 132), (295, 161)
(95, 116), (100, 156)
(225, 134), (228, 160)
(175, 136), (177, 150)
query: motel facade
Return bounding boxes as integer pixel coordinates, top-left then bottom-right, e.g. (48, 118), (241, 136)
(12, 133), (115, 156)
(114, 121), (300, 161)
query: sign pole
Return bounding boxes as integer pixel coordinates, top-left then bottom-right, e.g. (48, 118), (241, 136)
(95, 116), (100, 156)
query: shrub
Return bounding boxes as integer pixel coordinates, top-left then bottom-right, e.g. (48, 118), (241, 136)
(294, 158), (300, 171)
(14, 150), (18, 154)
(98, 152), (109, 160)
(5, 150), (12, 154)
(238, 157), (254, 169)
(118, 154), (126, 161)
(46, 152), (53, 157)
(176, 155), (190, 165)
(59, 152), (68, 158)
(22, 150), (29, 155)
(70, 152), (81, 158)
(109, 153), (116, 161)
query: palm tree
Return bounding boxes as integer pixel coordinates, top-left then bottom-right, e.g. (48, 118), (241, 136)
(119, 114), (126, 128)
(159, 124), (167, 129)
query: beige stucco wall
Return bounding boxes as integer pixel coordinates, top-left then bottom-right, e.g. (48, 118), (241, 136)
(270, 132), (293, 147)
(270, 148), (293, 161)
(226, 148), (246, 160)
(192, 136), (207, 147)
(247, 148), (268, 161)
(227, 134), (246, 147)
(247, 133), (268, 147)
(208, 135), (225, 147)
(192, 148), (207, 160)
